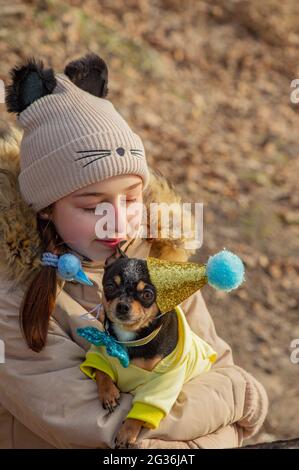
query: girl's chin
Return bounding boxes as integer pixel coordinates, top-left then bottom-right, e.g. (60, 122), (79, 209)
(92, 241), (115, 252)
(91, 239), (123, 256)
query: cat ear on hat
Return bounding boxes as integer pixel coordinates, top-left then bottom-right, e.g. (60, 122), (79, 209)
(5, 57), (56, 114)
(64, 53), (108, 98)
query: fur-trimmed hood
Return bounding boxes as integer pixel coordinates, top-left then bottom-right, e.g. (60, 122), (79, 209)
(0, 126), (196, 290)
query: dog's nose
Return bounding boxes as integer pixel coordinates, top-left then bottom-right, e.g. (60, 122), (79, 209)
(116, 302), (130, 316)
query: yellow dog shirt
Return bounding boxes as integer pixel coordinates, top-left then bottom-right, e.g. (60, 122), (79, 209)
(80, 305), (217, 428)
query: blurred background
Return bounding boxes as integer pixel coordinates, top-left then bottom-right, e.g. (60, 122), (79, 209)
(0, 0), (298, 444)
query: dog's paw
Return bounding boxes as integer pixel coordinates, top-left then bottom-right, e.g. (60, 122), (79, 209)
(114, 431), (137, 449)
(114, 419), (142, 449)
(99, 382), (120, 414)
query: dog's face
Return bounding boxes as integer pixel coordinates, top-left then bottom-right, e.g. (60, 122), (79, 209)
(102, 257), (159, 331)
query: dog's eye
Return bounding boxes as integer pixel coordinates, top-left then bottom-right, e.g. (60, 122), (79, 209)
(141, 290), (154, 301)
(104, 283), (116, 295)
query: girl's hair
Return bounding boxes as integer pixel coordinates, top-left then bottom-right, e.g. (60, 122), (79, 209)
(20, 205), (67, 352)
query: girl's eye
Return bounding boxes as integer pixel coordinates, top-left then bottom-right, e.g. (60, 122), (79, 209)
(126, 198), (137, 204)
(83, 199), (137, 211)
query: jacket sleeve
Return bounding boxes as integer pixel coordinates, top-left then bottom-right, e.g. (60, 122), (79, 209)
(0, 281), (133, 449)
(136, 289), (268, 448)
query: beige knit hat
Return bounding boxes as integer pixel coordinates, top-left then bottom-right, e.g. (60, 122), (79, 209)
(6, 54), (150, 212)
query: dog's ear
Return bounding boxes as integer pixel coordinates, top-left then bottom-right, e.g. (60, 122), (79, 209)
(5, 57), (56, 114)
(64, 53), (108, 98)
(116, 241), (129, 259)
(104, 241), (128, 270)
(104, 253), (118, 270)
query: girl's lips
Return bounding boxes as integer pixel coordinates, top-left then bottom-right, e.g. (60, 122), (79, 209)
(95, 238), (124, 247)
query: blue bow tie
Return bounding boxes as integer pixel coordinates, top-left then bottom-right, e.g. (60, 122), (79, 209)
(77, 326), (130, 368)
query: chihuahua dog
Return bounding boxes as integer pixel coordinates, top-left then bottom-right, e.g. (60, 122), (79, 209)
(96, 245), (178, 449)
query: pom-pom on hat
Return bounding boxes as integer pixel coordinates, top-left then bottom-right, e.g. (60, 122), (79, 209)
(5, 53), (150, 212)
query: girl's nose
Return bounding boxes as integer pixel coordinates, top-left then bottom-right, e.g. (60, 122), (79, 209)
(111, 195), (127, 237)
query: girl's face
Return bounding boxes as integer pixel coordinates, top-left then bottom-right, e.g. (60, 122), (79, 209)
(49, 174), (143, 262)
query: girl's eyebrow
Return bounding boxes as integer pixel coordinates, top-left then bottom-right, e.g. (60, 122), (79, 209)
(73, 181), (142, 198)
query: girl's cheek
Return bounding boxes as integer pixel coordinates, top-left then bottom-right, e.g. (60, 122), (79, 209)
(75, 213), (97, 237)
(61, 210), (93, 240)
(125, 217), (141, 238)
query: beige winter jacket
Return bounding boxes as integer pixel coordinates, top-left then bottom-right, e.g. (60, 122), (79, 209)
(0, 128), (268, 449)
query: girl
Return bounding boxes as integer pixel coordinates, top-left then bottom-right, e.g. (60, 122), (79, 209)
(0, 54), (268, 449)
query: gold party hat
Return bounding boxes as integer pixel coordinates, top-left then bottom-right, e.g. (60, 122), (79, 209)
(146, 257), (208, 313)
(115, 243), (245, 313)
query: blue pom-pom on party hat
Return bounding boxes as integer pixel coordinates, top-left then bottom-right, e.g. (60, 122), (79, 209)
(206, 249), (245, 292)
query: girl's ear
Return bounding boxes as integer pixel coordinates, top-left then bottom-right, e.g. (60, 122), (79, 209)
(64, 53), (108, 98)
(5, 57), (56, 114)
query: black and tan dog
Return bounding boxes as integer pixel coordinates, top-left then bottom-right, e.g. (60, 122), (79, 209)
(96, 246), (178, 448)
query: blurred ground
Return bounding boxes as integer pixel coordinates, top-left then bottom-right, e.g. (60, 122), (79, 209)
(0, 0), (298, 444)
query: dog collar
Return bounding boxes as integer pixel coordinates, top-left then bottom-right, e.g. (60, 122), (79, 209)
(104, 318), (164, 347)
(77, 321), (164, 368)
(77, 311), (168, 368)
